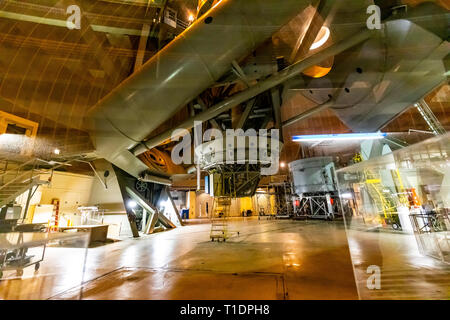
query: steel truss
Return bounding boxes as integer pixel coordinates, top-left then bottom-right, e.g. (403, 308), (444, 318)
(294, 192), (341, 220)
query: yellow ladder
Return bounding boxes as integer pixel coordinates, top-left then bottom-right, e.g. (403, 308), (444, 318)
(210, 197), (231, 242)
(365, 170), (398, 226)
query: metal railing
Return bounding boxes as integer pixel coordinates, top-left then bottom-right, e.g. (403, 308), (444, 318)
(410, 211), (450, 264)
(0, 158), (39, 190)
(415, 100), (447, 136)
(176, 18), (190, 30)
(0, 158), (72, 194)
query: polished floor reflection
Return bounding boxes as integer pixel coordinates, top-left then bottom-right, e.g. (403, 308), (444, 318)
(1, 218), (449, 300)
(347, 230), (450, 300)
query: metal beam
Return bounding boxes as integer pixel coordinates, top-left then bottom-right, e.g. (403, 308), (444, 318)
(231, 60), (251, 88)
(22, 185), (39, 222)
(141, 170), (172, 185)
(133, 28), (374, 155)
(282, 100), (333, 127)
(165, 186), (183, 226)
(143, 209), (158, 234)
(196, 97), (220, 130)
(57, 0), (120, 85)
(383, 136), (408, 148)
(134, 23), (151, 72)
(235, 98), (256, 129)
(271, 87), (282, 132)
(125, 185), (176, 229)
(75, 159), (107, 189)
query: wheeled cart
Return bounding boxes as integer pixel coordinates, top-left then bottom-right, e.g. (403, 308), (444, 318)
(0, 231), (89, 279)
(0, 233), (46, 278)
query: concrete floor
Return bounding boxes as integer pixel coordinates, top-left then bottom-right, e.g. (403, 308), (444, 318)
(0, 218), (448, 300)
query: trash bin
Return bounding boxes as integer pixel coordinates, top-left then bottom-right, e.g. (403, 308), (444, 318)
(181, 208), (189, 220)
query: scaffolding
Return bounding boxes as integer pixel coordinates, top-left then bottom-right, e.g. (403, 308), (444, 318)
(272, 183), (294, 218)
(254, 187), (272, 217)
(294, 192), (338, 220)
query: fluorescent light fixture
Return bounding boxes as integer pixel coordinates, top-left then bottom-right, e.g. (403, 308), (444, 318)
(292, 132), (387, 142)
(310, 26), (330, 50)
(341, 193), (353, 199)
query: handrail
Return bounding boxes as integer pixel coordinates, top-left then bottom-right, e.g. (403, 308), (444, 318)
(0, 158), (35, 179)
(0, 158), (74, 193)
(0, 159), (7, 185)
(0, 159), (40, 192)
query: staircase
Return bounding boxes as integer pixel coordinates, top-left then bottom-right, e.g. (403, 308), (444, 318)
(390, 169), (410, 207)
(0, 158), (67, 208)
(364, 171), (400, 229)
(416, 100), (447, 136)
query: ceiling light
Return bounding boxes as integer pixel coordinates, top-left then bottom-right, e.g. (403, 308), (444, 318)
(127, 200), (137, 209)
(53, 148), (60, 155)
(292, 132), (387, 142)
(310, 26), (330, 50)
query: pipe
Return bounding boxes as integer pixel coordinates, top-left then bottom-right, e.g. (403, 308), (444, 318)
(87, 0), (311, 178)
(141, 172), (172, 186)
(134, 28), (374, 155)
(282, 100), (334, 127)
(196, 164), (201, 191)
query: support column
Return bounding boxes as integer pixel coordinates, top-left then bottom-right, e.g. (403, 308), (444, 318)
(165, 187), (183, 226)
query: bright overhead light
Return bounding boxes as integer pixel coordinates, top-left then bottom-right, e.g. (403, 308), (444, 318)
(280, 162), (286, 168)
(292, 132), (387, 142)
(188, 14), (195, 22)
(310, 26), (330, 50)
(127, 200), (137, 209)
(53, 148), (60, 155)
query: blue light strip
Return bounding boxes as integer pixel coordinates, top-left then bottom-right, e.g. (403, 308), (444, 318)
(292, 132), (387, 142)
